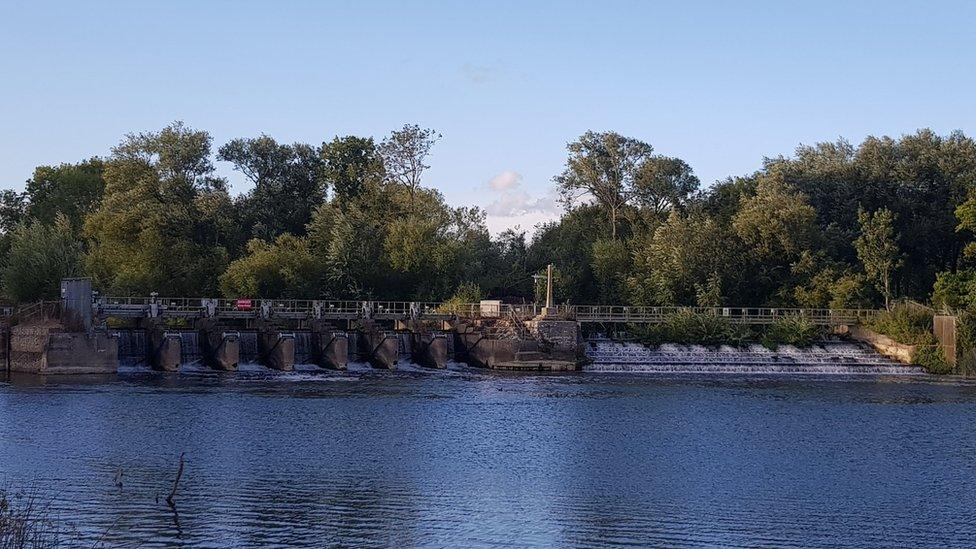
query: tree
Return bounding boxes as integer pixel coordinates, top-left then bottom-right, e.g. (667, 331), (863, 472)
(321, 135), (384, 206)
(732, 175), (818, 260)
(218, 136), (326, 240)
(25, 158), (105, 232)
(627, 211), (731, 306)
(591, 238), (630, 303)
(84, 122), (233, 295)
(553, 131), (654, 239)
(0, 190), (27, 234)
(632, 156), (700, 220)
(769, 130), (976, 297)
(3, 214), (83, 302)
(377, 124), (439, 197)
(854, 207), (903, 309)
(219, 234), (320, 298)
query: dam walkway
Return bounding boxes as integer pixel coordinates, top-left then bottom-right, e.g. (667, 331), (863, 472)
(90, 297), (879, 326)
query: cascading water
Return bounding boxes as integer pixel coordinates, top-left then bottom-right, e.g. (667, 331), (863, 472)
(397, 332), (412, 356)
(347, 332), (361, 362)
(115, 330), (148, 367)
(294, 332), (312, 364)
(239, 332), (259, 363)
(584, 340), (927, 374)
(179, 331), (202, 365)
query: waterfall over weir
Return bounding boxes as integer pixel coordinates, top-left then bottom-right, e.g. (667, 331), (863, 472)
(585, 340), (927, 375)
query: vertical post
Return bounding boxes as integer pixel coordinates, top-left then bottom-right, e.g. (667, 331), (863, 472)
(541, 263), (555, 317)
(545, 264), (554, 309)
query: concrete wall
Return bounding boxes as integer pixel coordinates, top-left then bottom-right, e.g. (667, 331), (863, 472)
(10, 324), (117, 375)
(526, 319), (584, 362)
(848, 326), (917, 364)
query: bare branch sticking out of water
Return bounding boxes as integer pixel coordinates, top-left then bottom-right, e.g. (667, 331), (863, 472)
(166, 453), (185, 508)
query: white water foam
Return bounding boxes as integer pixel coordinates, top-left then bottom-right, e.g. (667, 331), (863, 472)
(584, 340), (926, 375)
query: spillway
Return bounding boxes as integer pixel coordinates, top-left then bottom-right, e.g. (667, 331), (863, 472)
(584, 340), (927, 375)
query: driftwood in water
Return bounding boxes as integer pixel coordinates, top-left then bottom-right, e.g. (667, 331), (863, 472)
(166, 452), (185, 508)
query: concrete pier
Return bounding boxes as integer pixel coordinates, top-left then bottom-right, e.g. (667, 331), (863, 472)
(197, 319), (239, 371)
(150, 330), (181, 372)
(454, 318), (583, 371)
(208, 332), (240, 371)
(362, 329), (398, 369)
(413, 332), (449, 368)
(259, 329), (295, 371)
(313, 330), (348, 370)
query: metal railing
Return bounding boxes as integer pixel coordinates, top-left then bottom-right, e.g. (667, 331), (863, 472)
(89, 297), (881, 326)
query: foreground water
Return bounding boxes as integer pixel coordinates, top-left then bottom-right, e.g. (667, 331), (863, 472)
(2, 364), (975, 548)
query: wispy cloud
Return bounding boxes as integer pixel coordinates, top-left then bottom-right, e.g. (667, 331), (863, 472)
(482, 170), (561, 234)
(460, 63), (497, 84)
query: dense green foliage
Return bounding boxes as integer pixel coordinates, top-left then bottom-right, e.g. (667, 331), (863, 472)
(0, 125), (973, 322)
(866, 304), (951, 374)
(762, 315), (823, 349)
(635, 310), (752, 347)
(865, 304), (934, 346)
(2, 215), (82, 302)
(632, 311), (827, 349)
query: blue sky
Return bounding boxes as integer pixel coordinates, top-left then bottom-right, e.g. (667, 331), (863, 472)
(2, 1), (974, 233)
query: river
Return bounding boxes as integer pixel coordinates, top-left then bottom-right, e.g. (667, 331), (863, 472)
(2, 365), (975, 547)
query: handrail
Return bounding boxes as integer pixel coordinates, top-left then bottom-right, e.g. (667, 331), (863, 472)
(89, 296), (882, 326)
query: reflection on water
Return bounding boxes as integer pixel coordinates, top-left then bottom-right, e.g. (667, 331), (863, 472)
(2, 367), (976, 547)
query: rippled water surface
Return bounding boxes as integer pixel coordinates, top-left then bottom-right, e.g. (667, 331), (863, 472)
(2, 365), (976, 547)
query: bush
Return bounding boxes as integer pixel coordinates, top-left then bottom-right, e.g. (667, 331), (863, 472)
(866, 303), (934, 345)
(438, 282), (483, 314)
(2, 215), (83, 302)
(762, 314), (824, 349)
(636, 310), (753, 347)
(955, 311), (976, 375)
(914, 345), (952, 375)
(867, 304), (953, 374)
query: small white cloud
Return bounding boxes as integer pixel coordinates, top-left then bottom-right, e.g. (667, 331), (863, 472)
(488, 170), (522, 191)
(483, 171), (561, 234)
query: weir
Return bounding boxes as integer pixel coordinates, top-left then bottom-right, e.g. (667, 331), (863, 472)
(1, 278), (930, 376)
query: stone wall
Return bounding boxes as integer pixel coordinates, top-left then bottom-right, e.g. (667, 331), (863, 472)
(847, 326), (917, 364)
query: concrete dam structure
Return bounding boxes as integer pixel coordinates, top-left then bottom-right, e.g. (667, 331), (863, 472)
(0, 278), (927, 377)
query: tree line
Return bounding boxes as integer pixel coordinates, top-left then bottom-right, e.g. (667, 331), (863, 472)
(2, 123), (975, 312)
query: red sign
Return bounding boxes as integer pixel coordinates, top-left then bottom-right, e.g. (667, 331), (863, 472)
(235, 299), (253, 311)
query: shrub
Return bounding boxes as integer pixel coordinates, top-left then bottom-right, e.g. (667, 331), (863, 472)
(0, 487), (60, 548)
(866, 303), (934, 345)
(637, 310), (753, 347)
(762, 314), (824, 349)
(438, 282), (483, 314)
(914, 344), (952, 375)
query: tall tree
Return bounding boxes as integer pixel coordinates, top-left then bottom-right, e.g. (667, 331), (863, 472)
(632, 156), (700, 220)
(855, 207), (903, 309)
(377, 124), (439, 197)
(321, 135), (384, 206)
(85, 122), (233, 295)
(553, 131), (654, 239)
(25, 158), (105, 232)
(218, 136), (326, 240)
(3, 214), (83, 302)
